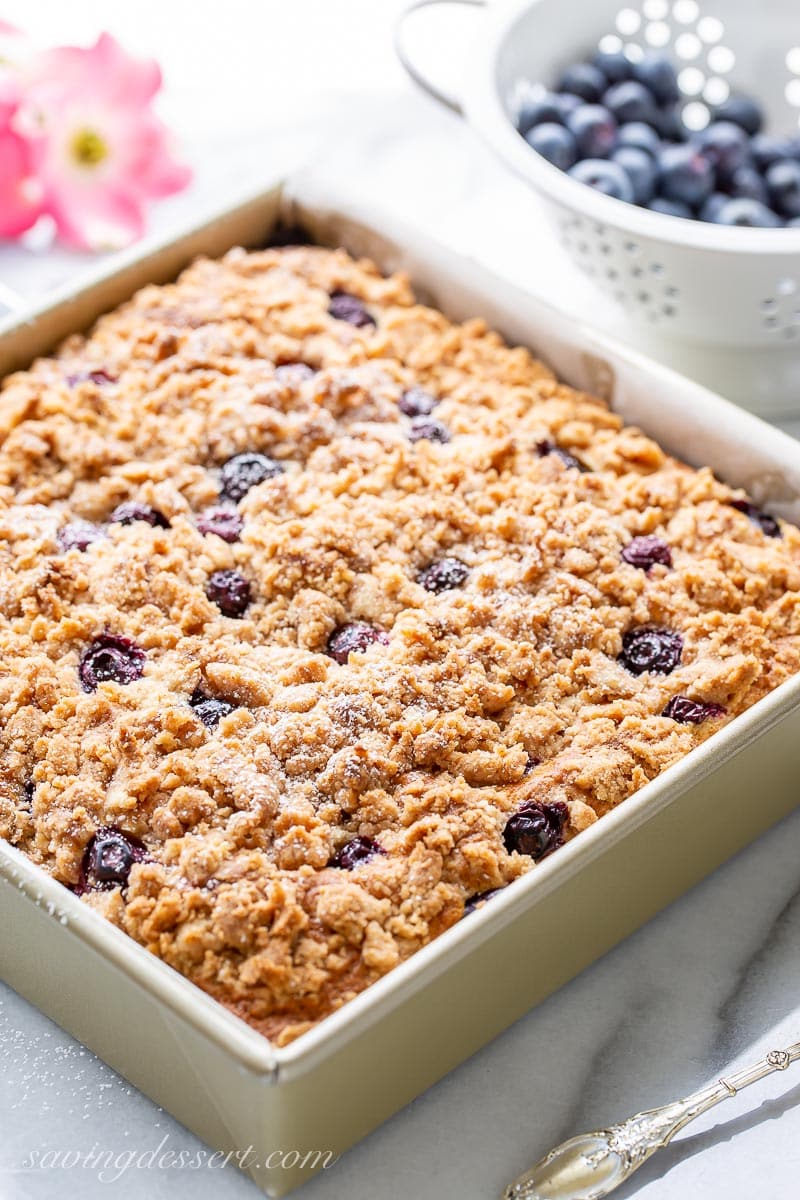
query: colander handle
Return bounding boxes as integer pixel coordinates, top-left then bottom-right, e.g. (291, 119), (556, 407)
(395, 0), (486, 116)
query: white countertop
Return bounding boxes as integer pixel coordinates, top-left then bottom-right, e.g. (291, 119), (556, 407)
(1, 4), (799, 1199)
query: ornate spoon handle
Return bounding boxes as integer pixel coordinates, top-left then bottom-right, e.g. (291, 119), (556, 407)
(502, 1040), (800, 1200)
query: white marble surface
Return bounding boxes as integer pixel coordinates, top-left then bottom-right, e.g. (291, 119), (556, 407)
(1, 4), (799, 1199)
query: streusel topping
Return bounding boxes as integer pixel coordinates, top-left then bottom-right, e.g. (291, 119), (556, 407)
(1, 244), (799, 1044)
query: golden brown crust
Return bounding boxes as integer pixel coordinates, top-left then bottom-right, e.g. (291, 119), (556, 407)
(1, 244), (799, 1044)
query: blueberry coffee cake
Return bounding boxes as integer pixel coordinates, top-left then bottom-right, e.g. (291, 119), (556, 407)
(1, 243), (799, 1045)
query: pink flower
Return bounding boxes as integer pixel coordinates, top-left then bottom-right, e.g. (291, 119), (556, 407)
(0, 75), (44, 239)
(22, 33), (191, 250)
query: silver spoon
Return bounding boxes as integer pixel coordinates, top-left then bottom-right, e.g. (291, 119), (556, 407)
(502, 1040), (800, 1200)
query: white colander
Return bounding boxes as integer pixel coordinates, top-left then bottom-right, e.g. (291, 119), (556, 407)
(397, 0), (800, 414)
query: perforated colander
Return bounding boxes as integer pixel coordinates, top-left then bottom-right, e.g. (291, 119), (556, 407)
(397, 0), (800, 413)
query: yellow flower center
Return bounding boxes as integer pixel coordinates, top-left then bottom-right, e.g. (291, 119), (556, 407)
(71, 129), (108, 167)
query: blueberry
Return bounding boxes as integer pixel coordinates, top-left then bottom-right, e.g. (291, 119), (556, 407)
(190, 689), (235, 728)
(57, 521), (105, 552)
(657, 143), (714, 208)
(408, 417), (450, 443)
(728, 498), (781, 537)
(617, 121), (661, 159)
(525, 122), (578, 170)
(326, 622), (389, 664)
(765, 160), (800, 218)
(569, 158), (633, 201)
(621, 535), (672, 570)
(619, 626), (683, 675)
(220, 452), (284, 503)
(694, 121), (751, 182)
(330, 836), (385, 870)
(196, 507), (244, 543)
(566, 104), (618, 159)
(328, 290), (375, 328)
(592, 48), (632, 84)
(726, 166), (768, 204)
(274, 362), (316, 385)
(66, 368), (116, 387)
(557, 62), (607, 103)
(517, 91), (565, 134)
(503, 800), (568, 860)
(399, 386), (439, 417)
(536, 439), (587, 471)
(713, 95), (763, 136)
(206, 569), (252, 618)
(712, 199), (782, 227)
(699, 192), (730, 222)
(464, 888), (503, 914)
(417, 557), (469, 593)
(554, 93), (583, 120)
(603, 81), (660, 128)
(662, 695), (726, 723)
(21, 780), (34, 809)
(751, 134), (796, 172)
(523, 754), (542, 775)
(632, 54), (679, 105)
(79, 634), (146, 692)
(611, 145), (657, 204)
(109, 502), (170, 529)
(648, 196), (693, 218)
(76, 826), (147, 894)
(656, 107), (687, 143)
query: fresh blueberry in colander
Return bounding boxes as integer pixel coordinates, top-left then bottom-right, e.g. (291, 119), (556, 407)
(657, 144), (714, 208)
(617, 121), (661, 159)
(750, 134), (796, 172)
(728, 498), (781, 537)
(765, 160), (800, 219)
(517, 91), (567, 134)
(568, 159), (633, 202)
(503, 800), (568, 860)
(220, 452), (283, 503)
(591, 47), (632, 85)
(632, 55), (679, 106)
(556, 62), (608, 104)
(79, 634), (146, 691)
(603, 81), (660, 128)
(76, 827), (148, 894)
(330, 836), (384, 870)
(566, 105), (618, 159)
(693, 122), (751, 183)
(619, 626), (683, 675)
(727, 166), (769, 204)
(648, 196), (692, 218)
(662, 695), (726, 724)
(655, 106), (688, 143)
(525, 123), (578, 170)
(611, 146), (656, 205)
(713, 95), (764, 137)
(712, 199), (782, 227)
(699, 193), (730, 222)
